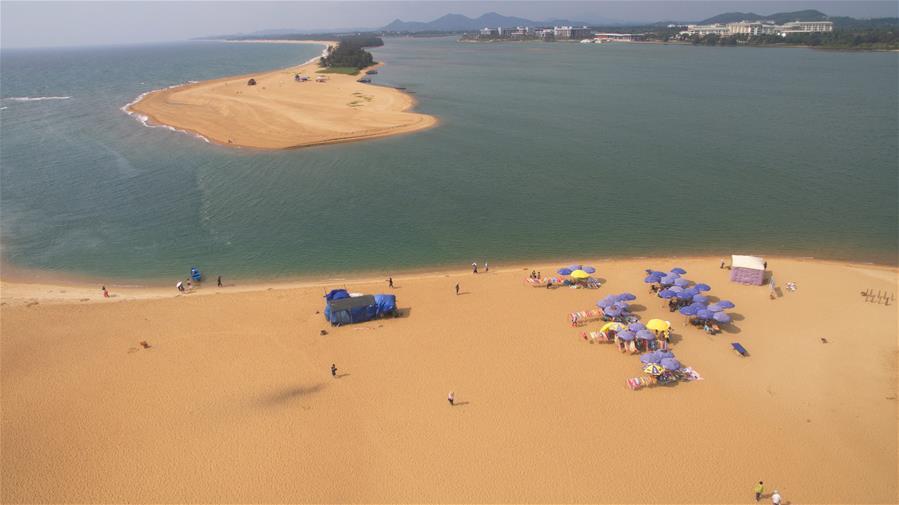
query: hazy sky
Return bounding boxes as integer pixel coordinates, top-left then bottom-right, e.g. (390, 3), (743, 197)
(2, 1), (897, 48)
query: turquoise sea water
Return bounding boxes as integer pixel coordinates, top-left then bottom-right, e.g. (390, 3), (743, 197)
(1, 38), (897, 281)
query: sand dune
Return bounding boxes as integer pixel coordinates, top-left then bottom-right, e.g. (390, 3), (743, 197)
(1, 257), (896, 503)
(126, 42), (436, 149)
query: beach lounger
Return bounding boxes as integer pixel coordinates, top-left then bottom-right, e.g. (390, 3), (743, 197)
(569, 308), (604, 327)
(582, 331), (612, 343)
(627, 376), (651, 390)
(731, 342), (748, 357)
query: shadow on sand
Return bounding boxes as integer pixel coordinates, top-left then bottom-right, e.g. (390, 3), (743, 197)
(258, 383), (326, 407)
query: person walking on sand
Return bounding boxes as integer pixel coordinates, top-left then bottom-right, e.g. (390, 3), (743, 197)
(472, 262), (478, 274)
(388, 276), (393, 288)
(217, 275), (223, 287)
(448, 391), (454, 406)
(331, 364), (337, 378)
(176, 281), (184, 293)
(484, 261), (489, 272)
(754, 481), (765, 502)
(770, 490), (781, 505)
(455, 283), (460, 296)
(720, 258), (726, 269)
(101, 286), (109, 298)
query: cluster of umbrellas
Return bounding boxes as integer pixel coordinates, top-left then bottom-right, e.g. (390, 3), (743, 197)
(639, 350), (682, 375)
(557, 264), (596, 280)
(645, 267), (735, 325)
(597, 292), (636, 318)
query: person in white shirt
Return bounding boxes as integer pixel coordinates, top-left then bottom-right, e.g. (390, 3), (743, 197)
(447, 391), (455, 406)
(771, 490), (781, 505)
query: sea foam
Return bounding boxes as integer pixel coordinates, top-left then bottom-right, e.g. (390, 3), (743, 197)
(121, 82), (210, 144)
(3, 96), (71, 102)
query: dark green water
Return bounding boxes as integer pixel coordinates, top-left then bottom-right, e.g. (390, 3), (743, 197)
(1, 38), (896, 281)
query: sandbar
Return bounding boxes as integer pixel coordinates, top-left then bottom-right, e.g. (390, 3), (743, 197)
(126, 41), (437, 149)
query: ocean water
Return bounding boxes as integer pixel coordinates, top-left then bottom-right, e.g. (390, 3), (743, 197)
(1, 38), (896, 281)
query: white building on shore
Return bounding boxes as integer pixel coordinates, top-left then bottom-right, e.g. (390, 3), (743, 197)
(681, 20), (833, 37)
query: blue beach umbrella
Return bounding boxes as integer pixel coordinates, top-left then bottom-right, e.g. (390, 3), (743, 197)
(684, 287), (700, 296)
(676, 291), (693, 301)
(673, 278), (690, 287)
(636, 330), (656, 341)
(582, 266), (596, 274)
(617, 292), (637, 301)
(658, 289), (676, 299)
(717, 300), (735, 309)
(597, 295), (617, 308)
(617, 330), (636, 341)
(644, 275), (661, 283)
(713, 312), (732, 323)
(557, 268), (572, 275)
(604, 306), (623, 317)
(661, 358), (682, 371)
(649, 270), (666, 278)
(628, 322), (646, 332)
(696, 309), (714, 320)
(669, 286), (684, 293)
(692, 294), (709, 304)
(671, 267), (687, 275)
(679, 305), (699, 316)
(656, 350), (675, 360)
(695, 283), (711, 292)
(640, 352), (663, 364)
(660, 275), (679, 285)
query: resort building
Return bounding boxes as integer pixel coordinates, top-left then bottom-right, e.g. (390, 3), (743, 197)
(553, 26), (593, 40)
(594, 33), (645, 42)
(680, 20), (833, 38)
(479, 27), (499, 37)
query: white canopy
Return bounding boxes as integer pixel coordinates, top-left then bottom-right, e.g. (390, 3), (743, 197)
(731, 255), (765, 270)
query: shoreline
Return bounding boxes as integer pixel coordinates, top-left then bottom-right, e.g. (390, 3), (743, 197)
(3, 253), (895, 306)
(124, 40), (437, 150)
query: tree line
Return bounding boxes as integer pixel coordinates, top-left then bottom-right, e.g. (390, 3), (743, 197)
(319, 36), (383, 69)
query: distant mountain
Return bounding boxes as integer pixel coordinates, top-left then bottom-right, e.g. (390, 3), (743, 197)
(698, 9), (828, 25)
(382, 12), (588, 32)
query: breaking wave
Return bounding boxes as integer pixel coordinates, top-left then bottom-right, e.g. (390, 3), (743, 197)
(3, 96), (71, 102)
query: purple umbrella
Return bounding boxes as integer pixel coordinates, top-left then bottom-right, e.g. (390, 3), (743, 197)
(713, 312), (732, 323)
(658, 289), (676, 299)
(597, 295), (617, 308)
(671, 267), (687, 275)
(604, 306), (623, 317)
(567, 264), (582, 271)
(661, 358), (682, 370)
(696, 309), (714, 320)
(649, 270), (666, 277)
(695, 283), (711, 292)
(656, 350), (675, 360)
(617, 292), (637, 301)
(628, 322), (646, 332)
(684, 287), (700, 296)
(582, 266), (596, 274)
(676, 291), (693, 301)
(692, 294), (709, 304)
(636, 330), (656, 340)
(640, 352), (663, 364)
(644, 275), (662, 283)
(660, 274), (680, 285)
(673, 278), (690, 287)
(669, 286), (685, 293)
(679, 305), (699, 316)
(717, 300), (735, 309)
(617, 330), (636, 341)
(558, 268), (572, 275)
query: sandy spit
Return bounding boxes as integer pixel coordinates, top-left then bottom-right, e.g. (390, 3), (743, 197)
(1, 256), (896, 503)
(125, 40), (437, 149)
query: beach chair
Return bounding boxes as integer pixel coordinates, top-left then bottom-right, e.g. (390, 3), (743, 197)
(569, 309), (603, 327)
(731, 342), (748, 357)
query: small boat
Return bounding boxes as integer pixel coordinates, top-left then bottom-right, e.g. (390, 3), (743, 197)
(365, 70), (378, 75)
(357, 77), (372, 83)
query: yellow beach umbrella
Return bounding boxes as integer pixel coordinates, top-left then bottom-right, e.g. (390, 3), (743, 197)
(646, 319), (671, 332)
(600, 322), (625, 333)
(643, 363), (664, 376)
(570, 269), (590, 279)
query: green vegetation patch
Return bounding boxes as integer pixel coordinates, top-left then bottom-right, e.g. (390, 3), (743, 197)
(316, 67), (362, 75)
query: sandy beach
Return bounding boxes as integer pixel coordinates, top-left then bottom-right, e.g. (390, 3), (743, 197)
(1, 256), (896, 503)
(126, 41), (437, 149)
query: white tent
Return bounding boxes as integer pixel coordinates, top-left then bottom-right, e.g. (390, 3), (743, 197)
(730, 255), (765, 285)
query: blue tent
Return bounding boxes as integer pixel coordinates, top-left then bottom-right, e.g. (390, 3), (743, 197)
(324, 292), (397, 325)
